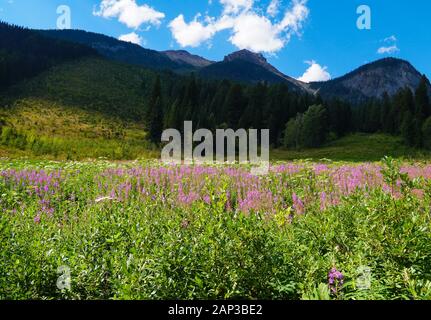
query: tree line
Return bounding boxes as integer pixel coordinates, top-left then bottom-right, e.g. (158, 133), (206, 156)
(145, 73), (430, 150)
(353, 77), (431, 148)
(145, 74), (353, 148)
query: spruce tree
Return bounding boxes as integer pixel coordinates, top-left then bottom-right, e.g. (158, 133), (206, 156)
(415, 75), (430, 122)
(223, 84), (246, 129)
(381, 93), (393, 133)
(401, 111), (416, 147)
(147, 76), (164, 144)
(422, 116), (431, 150)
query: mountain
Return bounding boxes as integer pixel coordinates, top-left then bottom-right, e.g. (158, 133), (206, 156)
(0, 22), (96, 89)
(34, 29), (429, 102)
(311, 58), (431, 104)
(38, 29), (193, 71)
(163, 50), (214, 68)
(199, 49), (310, 92)
(3, 23), (430, 106)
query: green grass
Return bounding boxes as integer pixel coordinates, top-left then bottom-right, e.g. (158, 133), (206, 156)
(272, 133), (429, 162)
(0, 131), (429, 162)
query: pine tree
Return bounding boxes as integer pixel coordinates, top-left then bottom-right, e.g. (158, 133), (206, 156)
(165, 100), (181, 130)
(183, 73), (199, 121)
(147, 76), (164, 144)
(400, 111), (417, 147)
(210, 80), (230, 125)
(267, 84), (289, 146)
(223, 84), (246, 129)
(380, 92), (393, 133)
(422, 116), (431, 150)
(415, 75), (430, 122)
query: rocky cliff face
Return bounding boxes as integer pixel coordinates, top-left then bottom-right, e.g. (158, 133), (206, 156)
(311, 58), (431, 103)
(224, 50), (306, 85)
(163, 50), (214, 68)
(224, 50), (277, 71)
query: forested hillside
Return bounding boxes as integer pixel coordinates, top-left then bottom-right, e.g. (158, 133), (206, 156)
(0, 58), (156, 159)
(0, 22), (96, 90)
(39, 29), (191, 72)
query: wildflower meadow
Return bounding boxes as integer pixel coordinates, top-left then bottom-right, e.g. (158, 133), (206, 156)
(1, 157), (431, 300)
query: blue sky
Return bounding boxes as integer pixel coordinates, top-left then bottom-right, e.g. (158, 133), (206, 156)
(0, 0), (430, 81)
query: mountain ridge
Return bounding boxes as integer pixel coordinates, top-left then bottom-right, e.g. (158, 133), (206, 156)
(310, 57), (431, 103)
(198, 49), (310, 92)
(3, 25), (430, 103)
(162, 50), (215, 68)
(38, 29), (192, 71)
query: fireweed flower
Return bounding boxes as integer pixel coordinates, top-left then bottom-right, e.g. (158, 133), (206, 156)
(314, 164), (329, 175)
(328, 267), (344, 295)
(34, 214), (41, 224)
(320, 192), (327, 211)
(292, 193), (305, 215)
(203, 195), (211, 204)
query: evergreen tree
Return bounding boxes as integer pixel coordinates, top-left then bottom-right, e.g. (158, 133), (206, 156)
(147, 76), (164, 144)
(381, 92), (394, 133)
(327, 99), (352, 137)
(239, 83), (267, 129)
(267, 84), (289, 146)
(422, 116), (431, 150)
(400, 111), (417, 147)
(301, 105), (328, 148)
(223, 84), (246, 129)
(415, 75), (430, 122)
(165, 100), (181, 130)
(210, 80), (230, 125)
(283, 105), (328, 149)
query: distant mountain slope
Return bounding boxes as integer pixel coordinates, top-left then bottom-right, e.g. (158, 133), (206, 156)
(39, 29), (193, 71)
(199, 49), (310, 92)
(311, 58), (431, 103)
(163, 50), (214, 68)
(0, 22), (96, 89)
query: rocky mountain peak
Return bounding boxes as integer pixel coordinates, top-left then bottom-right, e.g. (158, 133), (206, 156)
(224, 49), (268, 65)
(163, 50), (214, 68)
(310, 57), (431, 103)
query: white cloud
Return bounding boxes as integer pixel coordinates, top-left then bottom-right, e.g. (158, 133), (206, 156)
(220, 0), (254, 14)
(267, 0), (280, 17)
(169, 14), (219, 47)
(94, 0), (165, 29)
(377, 35), (399, 55)
(298, 60), (331, 83)
(229, 13), (284, 52)
(383, 35), (397, 43)
(119, 32), (144, 45)
(169, 0), (309, 53)
(276, 0), (309, 33)
(377, 45), (400, 55)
